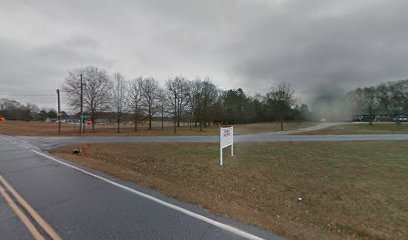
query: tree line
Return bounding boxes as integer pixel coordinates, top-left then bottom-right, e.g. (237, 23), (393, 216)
(0, 98), (67, 121)
(346, 79), (408, 124)
(62, 66), (302, 132)
(6, 66), (406, 128)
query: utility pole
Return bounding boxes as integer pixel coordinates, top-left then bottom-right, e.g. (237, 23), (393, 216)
(80, 74), (83, 134)
(57, 89), (61, 134)
(161, 102), (164, 130)
(174, 92), (177, 134)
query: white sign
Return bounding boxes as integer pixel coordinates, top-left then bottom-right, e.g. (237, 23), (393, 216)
(220, 126), (233, 166)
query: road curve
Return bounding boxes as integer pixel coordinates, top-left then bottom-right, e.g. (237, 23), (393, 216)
(0, 135), (281, 240)
(1, 131), (407, 239)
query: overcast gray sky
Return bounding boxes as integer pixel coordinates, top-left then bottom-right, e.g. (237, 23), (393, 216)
(1, 0), (407, 109)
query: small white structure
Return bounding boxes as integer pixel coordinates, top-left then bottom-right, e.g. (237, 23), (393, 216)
(220, 126), (233, 166)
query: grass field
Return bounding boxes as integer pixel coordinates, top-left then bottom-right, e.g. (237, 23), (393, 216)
(50, 141), (408, 240)
(0, 121), (315, 136)
(300, 122), (408, 135)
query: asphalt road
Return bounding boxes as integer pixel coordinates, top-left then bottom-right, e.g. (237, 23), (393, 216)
(0, 135), (280, 240)
(13, 133), (408, 151)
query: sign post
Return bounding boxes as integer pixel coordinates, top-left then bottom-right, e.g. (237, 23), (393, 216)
(80, 115), (92, 132)
(220, 126), (233, 166)
(86, 118), (92, 128)
(56, 89), (61, 134)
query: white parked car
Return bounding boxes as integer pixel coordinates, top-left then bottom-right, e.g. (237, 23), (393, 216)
(395, 116), (408, 122)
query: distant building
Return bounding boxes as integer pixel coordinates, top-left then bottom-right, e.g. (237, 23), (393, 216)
(375, 114), (393, 122)
(351, 113), (375, 122)
(352, 112), (395, 122)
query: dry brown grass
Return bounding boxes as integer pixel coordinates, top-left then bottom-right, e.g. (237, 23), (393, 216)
(233, 122), (316, 135)
(50, 141), (408, 240)
(0, 121), (218, 136)
(0, 121), (315, 136)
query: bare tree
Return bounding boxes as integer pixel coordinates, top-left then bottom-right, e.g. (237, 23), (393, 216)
(190, 79), (208, 129)
(186, 80), (195, 130)
(347, 87), (378, 124)
(166, 79), (178, 133)
(63, 66), (112, 129)
(190, 79), (204, 129)
(112, 73), (127, 133)
(364, 87), (378, 125)
(265, 81), (296, 131)
(201, 78), (219, 130)
(176, 77), (190, 127)
(127, 77), (143, 131)
(158, 89), (166, 130)
(188, 78), (218, 131)
(165, 76), (190, 133)
(140, 77), (161, 130)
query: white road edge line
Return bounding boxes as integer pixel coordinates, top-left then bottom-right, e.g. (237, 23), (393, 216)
(32, 150), (265, 240)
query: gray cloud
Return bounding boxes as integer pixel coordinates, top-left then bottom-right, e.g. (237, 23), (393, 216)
(1, 0), (407, 108)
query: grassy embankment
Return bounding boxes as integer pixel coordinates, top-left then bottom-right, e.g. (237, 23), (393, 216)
(51, 141), (408, 240)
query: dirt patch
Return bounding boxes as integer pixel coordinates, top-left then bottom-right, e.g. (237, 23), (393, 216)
(233, 122), (316, 135)
(50, 141), (408, 240)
